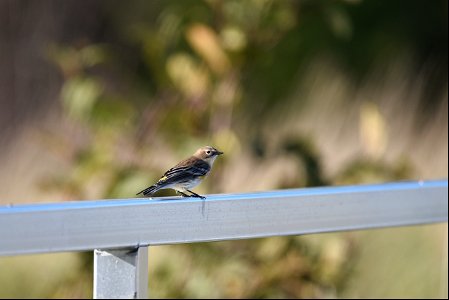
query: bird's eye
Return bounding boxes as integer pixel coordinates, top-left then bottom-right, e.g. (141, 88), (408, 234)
(206, 150), (211, 155)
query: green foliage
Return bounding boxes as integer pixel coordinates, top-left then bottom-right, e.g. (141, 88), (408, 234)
(149, 235), (356, 298)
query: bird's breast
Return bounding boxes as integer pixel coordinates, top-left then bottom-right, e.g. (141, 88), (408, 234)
(175, 177), (202, 189)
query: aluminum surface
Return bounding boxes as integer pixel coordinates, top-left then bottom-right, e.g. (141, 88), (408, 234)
(0, 180), (447, 256)
(94, 247), (148, 299)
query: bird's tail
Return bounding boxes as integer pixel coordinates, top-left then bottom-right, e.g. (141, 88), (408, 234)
(136, 184), (161, 196)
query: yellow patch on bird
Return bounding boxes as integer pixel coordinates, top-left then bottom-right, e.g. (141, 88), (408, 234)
(158, 176), (168, 183)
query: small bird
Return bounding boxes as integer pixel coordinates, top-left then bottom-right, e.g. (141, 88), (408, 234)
(136, 146), (223, 199)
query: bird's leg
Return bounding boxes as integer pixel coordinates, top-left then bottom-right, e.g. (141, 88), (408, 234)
(177, 191), (191, 197)
(186, 189), (206, 199)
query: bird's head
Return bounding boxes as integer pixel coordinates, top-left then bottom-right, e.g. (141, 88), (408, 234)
(194, 146), (224, 165)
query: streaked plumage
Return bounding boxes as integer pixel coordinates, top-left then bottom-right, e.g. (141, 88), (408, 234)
(136, 146), (223, 199)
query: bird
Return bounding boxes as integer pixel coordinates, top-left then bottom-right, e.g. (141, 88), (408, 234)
(136, 146), (223, 199)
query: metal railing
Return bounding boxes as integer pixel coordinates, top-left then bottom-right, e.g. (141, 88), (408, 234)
(0, 180), (447, 298)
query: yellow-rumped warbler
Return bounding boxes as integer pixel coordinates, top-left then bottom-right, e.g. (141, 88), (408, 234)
(136, 146), (223, 199)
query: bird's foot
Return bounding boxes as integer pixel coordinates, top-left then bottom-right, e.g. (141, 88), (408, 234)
(186, 189), (206, 199)
(177, 191), (191, 198)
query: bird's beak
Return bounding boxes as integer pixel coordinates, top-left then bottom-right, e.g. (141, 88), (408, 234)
(216, 150), (224, 155)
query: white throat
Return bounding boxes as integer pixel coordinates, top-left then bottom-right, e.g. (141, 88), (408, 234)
(204, 155), (218, 167)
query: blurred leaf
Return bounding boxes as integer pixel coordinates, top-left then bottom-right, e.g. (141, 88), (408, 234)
(360, 101), (388, 158)
(166, 53), (210, 98)
(186, 23), (231, 75)
(61, 76), (103, 120)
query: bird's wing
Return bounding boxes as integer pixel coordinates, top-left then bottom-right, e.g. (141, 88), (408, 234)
(157, 158), (210, 185)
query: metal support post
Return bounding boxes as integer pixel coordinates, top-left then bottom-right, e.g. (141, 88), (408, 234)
(94, 246), (148, 299)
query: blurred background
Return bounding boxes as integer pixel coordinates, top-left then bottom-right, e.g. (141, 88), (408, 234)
(0, 0), (447, 298)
